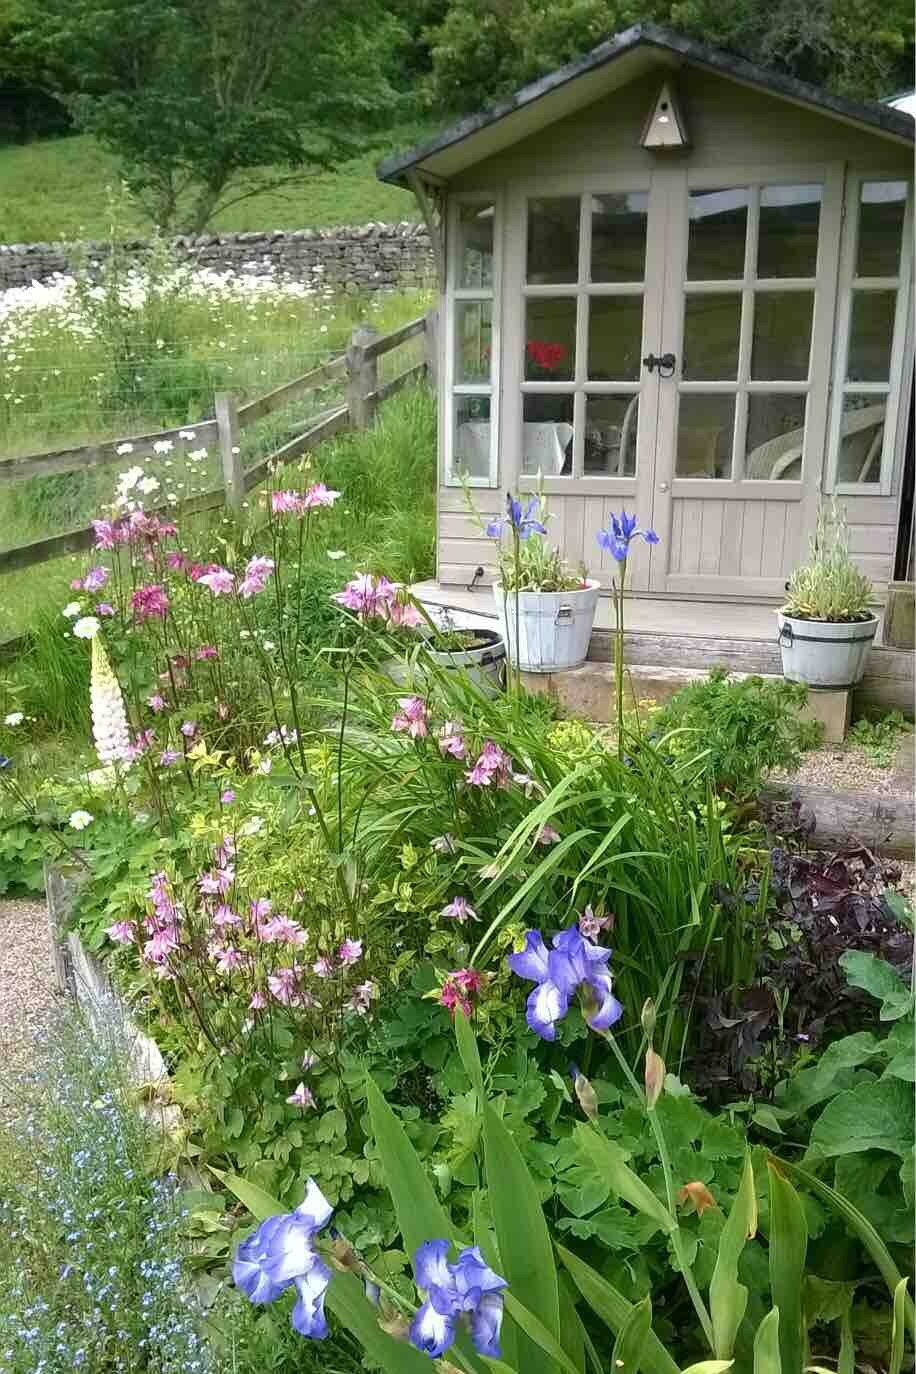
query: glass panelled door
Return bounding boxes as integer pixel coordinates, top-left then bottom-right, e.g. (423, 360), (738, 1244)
(650, 169), (841, 595)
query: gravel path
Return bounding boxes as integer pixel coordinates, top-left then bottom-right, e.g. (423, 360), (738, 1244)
(773, 731), (915, 797)
(0, 896), (61, 1118)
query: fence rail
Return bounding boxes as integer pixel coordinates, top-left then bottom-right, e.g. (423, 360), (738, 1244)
(0, 310), (436, 577)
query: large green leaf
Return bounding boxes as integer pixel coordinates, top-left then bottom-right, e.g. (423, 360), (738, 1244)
(778, 1159), (914, 1340)
(767, 1166), (807, 1374)
(483, 1101), (561, 1374)
(709, 1153), (756, 1359)
(804, 1078), (914, 1161)
(612, 1296), (653, 1374)
(557, 1244), (679, 1374)
(753, 1311), (781, 1374)
(211, 1166), (285, 1221)
(366, 1075), (458, 1257)
(503, 1293), (580, 1374)
(575, 1124), (673, 1236)
(889, 1279), (908, 1374)
(839, 951), (914, 1021)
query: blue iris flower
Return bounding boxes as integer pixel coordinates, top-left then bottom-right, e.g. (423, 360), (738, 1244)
(596, 510), (659, 562)
(486, 493), (547, 541)
(233, 1179), (334, 1339)
(0, 755), (11, 769)
(409, 1240), (508, 1359)
(507, 924), (623, 1041)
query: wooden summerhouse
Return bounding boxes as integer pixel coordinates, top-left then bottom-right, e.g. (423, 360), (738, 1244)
(378, 24), (915, 603)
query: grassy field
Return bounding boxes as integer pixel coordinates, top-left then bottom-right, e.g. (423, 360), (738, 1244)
(0, 132), (422, 243)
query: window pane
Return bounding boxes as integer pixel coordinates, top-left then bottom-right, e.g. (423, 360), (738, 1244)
(745, 395), (806, 480)
(590, 192), (648, 281)
(687, 187), (748, 280)
(683, 294), (741, 379)
(676, 395), (735, 478)
(455, 301), (492, 383)
(757, 184), (822, 278)
(857, 181), (907, 278)
(527, 197), (580, 284)
(456, 202), (494, 288)
(846, 290), (896, 382)
(836, 393), (886, 484)
(588, 296), (643, 380)
(585, 395), (638, 475)
(522, 394), (574, 476)
(525, 298), (576, 380)
(453, 395), (491, 479)
(752, 291), (813, 380)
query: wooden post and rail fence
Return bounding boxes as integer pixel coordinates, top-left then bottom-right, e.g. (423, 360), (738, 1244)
(0, 309), (438, 578)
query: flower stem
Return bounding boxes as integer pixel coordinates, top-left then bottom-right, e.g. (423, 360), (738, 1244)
(512, 528), (521, 695)
(615, 560), (627, 760)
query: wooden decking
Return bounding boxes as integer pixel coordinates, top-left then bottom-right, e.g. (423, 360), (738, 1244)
(410, 580), (915, 715)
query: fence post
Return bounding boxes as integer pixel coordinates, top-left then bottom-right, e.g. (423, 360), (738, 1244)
(346, 324), (379, 431)
(215, 391), (244, 512)
(424, 307), (439, 389)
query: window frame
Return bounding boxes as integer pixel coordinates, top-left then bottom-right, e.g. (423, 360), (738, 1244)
(826, 172), (914, 497)
(444, 192), (502, 488)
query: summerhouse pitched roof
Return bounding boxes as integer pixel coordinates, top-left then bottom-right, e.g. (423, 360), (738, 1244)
(377, 22), (914, 186)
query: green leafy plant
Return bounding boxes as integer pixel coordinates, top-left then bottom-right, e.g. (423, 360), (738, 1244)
(846, 710), (913, 768)
(651, 670), (822, 799)
(783, 500), (873, 622)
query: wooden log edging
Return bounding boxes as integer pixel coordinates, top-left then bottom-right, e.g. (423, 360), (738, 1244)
(759, 780), (915, 859)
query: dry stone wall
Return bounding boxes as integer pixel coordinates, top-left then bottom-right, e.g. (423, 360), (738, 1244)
(0, 221), (435, 292)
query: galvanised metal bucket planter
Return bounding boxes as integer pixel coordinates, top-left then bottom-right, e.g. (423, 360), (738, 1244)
(494, 580), (600, 673)
(385, 627), (506, 696)
(777, 611), (879, 689)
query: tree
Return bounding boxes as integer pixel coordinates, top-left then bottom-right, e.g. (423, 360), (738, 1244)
(422, 0), (914, 115)
(14, 0), (407, 232)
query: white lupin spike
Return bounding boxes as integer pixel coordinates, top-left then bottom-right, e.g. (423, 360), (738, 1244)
(90, 636), (131, 766)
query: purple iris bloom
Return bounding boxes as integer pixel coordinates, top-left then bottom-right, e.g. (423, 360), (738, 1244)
(596, 510), (659, 562)
(233, 1179), (334, 1338)
(486, 493), (547, 542)
(507, 924), (623, 1041)
(409, 1240), (508, 1359)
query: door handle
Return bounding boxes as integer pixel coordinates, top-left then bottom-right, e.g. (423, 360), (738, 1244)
(642, 352), (676, 377)
(658, 482), (669, 492)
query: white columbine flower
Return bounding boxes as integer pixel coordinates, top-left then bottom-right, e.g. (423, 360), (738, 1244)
(73, 616), (101, 639)
(90, 637), (131, 765)
(69, 810), (94, 831)
(4, 711), (24, 726)
(62, 601), (81, 618)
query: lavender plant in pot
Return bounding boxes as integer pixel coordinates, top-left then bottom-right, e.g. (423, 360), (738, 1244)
(778, 499), (878, 688)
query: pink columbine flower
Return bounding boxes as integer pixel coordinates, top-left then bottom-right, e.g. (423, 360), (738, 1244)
(130, 583), (170, 621)
(302, 482), (340, 509)
(312, 955), (334, 979)
(387, 596), (425, 629)
(441, 896), (478, 923)
(431, 833), (457, 854)
(250, 898), (272, 922)
(578, 906), (612, 939)
(126, 728), (155, 762)
(262, 915), (306, 946)
(92, 519), (117, 550)
(440, 968), (484, 1018)
(238, 555), (275, 599)
(538, 826), (561, 845)
(159, 749), (180, 766)
(96, 602), (115, 616)
(198, 566), (235, 595)
(214, 946), (243, 975)
(195, 644), (218, 660)
(271, 490), (303, 514)
(465, 740), (512, 788)
(105, 920), (134, 945)
(165, 551), (186, 571)
(212, 903), (242, 928)
(348, 980), (378, 1015)
(148, 693), (167, 713)
(249, 990), (267, 1010)
(286, 1082), (316, 1109)
(391, 695), (428, 739)
(437, 721), (466, 759)
(268, 966), (305, 1006)
(180, 720), (197, 739)
(83, 566), (109, 592)
(333, 573), (396, 620)
(220, 789), (235, 804)
(338, 938), (362, 965)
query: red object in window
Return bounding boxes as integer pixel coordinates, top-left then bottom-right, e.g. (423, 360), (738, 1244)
(526, 340), (566, 372)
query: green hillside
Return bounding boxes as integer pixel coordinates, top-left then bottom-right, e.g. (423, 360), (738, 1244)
(0, 132), (422, 243)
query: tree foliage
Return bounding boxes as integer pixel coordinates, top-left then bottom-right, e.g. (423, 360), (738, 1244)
(13, 0), (406, 232)
(421, 0), (915, 114)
